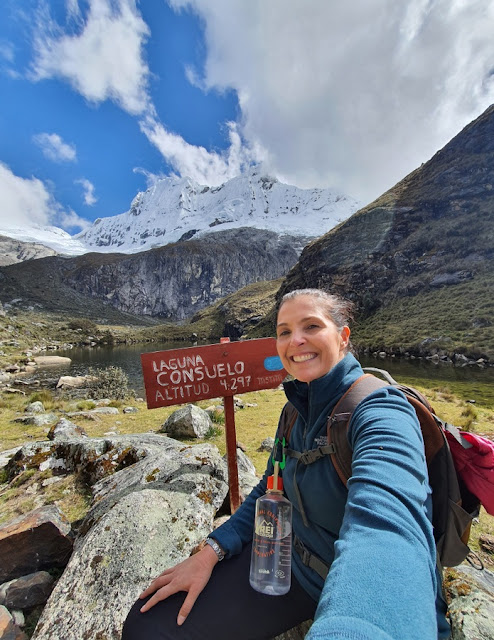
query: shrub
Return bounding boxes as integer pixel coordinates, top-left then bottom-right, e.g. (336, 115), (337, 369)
(87, 366), (134, 400)
(68, 318), (98, 334)
(29, 390), (54, 406)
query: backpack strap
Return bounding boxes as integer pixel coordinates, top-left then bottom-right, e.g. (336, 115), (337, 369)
(327, 374), (388, 487)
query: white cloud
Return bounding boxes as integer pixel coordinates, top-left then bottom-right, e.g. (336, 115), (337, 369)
(59, 208), (91, 232)
(133, 167), (170, 189)
(75, 178), (97, 205)
(0, 39), (15, 63)
(0, 162), (55, 227)
(0, 163), (88, 232)
(30, 0), (151, 115)
(170, 0), (494, 201)
(139, 115), (254, 186)
(33, 132), (77, 163)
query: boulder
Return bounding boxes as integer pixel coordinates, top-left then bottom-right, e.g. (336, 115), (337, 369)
(55, 375), (89, 389)
(159, 404), (212, 439)
(444, 565), (494, 640)
(0, 506), (72, 583)
(258, 437), (275, 452)
(0, 571), (55, 609)
(34, 357), (71, 367)
(47, 418), (88, 441)
(24, 402), (44, 414)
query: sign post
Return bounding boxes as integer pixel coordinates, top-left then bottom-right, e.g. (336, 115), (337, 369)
(141, 337), (286, 513)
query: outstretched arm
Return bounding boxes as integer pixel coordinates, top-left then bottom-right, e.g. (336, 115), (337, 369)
(307, 387), (439, 640)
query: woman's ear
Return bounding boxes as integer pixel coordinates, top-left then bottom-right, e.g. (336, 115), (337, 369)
(340, 326), (350, 351)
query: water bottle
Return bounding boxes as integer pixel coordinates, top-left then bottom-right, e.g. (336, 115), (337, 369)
(249, 463), (292, 595)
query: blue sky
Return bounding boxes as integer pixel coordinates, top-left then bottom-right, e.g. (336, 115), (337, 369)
(1, 1), (493, 234)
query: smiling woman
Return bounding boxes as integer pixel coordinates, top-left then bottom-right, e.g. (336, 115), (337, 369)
(122, 287), (451, 640)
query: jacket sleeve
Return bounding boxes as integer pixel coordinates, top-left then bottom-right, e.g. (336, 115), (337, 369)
(208, 442), (276, 559)
(306, 387), (439, 640)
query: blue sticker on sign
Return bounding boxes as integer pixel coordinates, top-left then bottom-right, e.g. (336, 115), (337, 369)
(263, 355), (284, 371)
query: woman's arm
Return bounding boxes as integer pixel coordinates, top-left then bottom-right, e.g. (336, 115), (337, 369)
(306, 387), (438, 640)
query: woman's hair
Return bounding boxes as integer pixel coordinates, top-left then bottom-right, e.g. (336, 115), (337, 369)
(277, 288), (354, 330)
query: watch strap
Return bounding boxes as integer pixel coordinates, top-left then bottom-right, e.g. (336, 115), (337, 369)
(205, 537), (225, 561)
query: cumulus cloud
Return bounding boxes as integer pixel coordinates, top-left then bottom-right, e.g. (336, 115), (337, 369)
(0, 162), (56, 226)
(59, 208), (92, 232)
(0, 163), (88, 232)
(30, 0), (151, 115)
(75, 178), (97, 205)
(139, 116), (254, 186)
(170, 0), (494, 200)
(33, 132), (77, 162)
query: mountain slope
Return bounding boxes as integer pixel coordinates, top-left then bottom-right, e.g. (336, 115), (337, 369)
(0, 235), (57, 266)
(253, 105), (494, 358)
(0, 228), (299, 321)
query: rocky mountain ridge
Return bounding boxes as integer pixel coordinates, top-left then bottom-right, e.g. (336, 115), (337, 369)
(0, 228), (299, 321)
(0, 168), (360, 262)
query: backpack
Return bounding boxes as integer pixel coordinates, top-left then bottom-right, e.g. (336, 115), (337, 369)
(276, 367), (490, 572)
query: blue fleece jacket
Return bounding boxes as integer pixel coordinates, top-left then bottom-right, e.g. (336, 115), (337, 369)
(210, 354), (450, 639)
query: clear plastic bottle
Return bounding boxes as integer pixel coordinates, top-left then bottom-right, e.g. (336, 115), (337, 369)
(249, 464), (292, 595)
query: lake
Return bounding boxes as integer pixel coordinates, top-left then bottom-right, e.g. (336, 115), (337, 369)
(42, 341), (494, 408)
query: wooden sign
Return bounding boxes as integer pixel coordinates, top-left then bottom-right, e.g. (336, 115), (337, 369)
(141, 338), (286, 408)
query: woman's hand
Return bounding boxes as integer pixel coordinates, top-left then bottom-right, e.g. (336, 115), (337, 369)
(139, 544), (219, 626)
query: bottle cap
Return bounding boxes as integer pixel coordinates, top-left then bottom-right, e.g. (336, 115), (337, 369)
(267, 475), (283, 491)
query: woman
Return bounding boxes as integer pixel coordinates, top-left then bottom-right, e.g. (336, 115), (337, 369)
(122, 288), (449, 639)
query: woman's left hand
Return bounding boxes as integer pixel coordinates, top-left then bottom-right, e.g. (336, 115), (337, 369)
(139, 544), (218, 625)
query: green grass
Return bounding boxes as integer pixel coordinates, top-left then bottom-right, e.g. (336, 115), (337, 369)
(352, 273), (494, 360)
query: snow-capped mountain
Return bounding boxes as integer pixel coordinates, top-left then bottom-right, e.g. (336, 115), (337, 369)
(0, 168), (361, 257)
(76, 168), (360, 254)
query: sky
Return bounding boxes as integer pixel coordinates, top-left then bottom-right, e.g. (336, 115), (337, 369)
(1, 0), (493, 235)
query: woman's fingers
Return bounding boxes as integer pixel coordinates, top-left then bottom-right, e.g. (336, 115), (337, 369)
(139, 572), (172, 599)
(177, 586), (202, 626)
(140, 584), (174, 613)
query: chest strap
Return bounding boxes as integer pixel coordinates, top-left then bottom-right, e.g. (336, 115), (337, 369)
(293, 535), (329, 580)
(284, 444), (337, 527)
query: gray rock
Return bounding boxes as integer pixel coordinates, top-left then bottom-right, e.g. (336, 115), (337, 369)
(160, 404), (212, 439)
(31, 490), (217, 639)
(223, 448), (256, 477)
(55, 375), (89, 389)
(1, 571), (55, 609)
(445, 565), (494, 640)
(34, 356), (71, 367)
(258, 437), (275, 452)
(89, 406), (119, 415)
(123, 406), (139, 414)
(274, 620), (313, 639)
(32, 413), (58, 427)
(25, 402), (45, 414)
(47, 418), (88, 441)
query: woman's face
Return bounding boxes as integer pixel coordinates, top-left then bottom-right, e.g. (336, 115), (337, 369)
(276, 295), (350, 383)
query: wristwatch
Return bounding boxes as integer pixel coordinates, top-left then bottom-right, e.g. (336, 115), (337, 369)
(205, 537), (226, 561)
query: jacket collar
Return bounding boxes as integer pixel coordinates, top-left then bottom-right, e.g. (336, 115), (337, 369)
(283, 353), (362, 424)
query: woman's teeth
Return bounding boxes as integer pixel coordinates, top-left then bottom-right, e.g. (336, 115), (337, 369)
(292, 353), (316, 363)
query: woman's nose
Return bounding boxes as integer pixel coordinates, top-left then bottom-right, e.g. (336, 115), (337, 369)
(290, 330), (306, 346)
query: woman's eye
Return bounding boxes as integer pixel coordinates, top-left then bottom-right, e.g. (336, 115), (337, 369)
(277, 330), (290, 338)
(306, 324), (319, 330)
